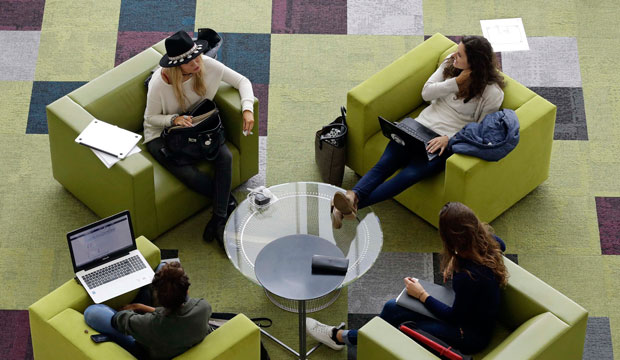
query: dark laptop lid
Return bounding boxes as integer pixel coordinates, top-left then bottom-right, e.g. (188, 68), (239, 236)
(66, 210), (137, 272)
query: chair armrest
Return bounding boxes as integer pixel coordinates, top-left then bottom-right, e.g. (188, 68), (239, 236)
(358, 317), (440, 360)
(47, 96), (159, 239)
(443, 95), (557, 224)
(214, 83), (259, 182)
(177, 314), (261, 359)
(346, 33), (456, 173)
(483, 313), (569, 360)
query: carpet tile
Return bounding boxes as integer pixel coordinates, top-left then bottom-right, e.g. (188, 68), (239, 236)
(0, 31), (40, 81)
(115, 31), (174, 66)
(0, 310), (33, 360)
(0, 0), (45, 31)
(195, 0), (272, 34)
(529, 86), (588, 140)
(271, 0), (347, 35)
(584, 317), (615, 360)
(253, 83), (269, 136)
(501, 37), (582, 88)
(26, 81), (86, 134)
(118, 0), (195, 32)
(347, 0), (423, 35)
(0, 81), (33, 134)
(596, 197), (620, 255)
(219, 33), (271, 85)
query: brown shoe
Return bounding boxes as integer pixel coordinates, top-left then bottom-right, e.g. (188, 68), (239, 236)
(333, 191), (357, 220)
(331, 203), (344, 229)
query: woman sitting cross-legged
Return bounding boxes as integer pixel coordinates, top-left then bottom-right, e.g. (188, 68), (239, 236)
(84, 262), (212, 359)
(307, 202), (508, 355)
(331, 35), (505, 229)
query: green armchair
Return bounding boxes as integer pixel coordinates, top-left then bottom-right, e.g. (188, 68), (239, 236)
(357, 257), (588, 359)
(47, 43), (259, 240)
(346, 33), (556, 227)
(28, 236), (261, 359)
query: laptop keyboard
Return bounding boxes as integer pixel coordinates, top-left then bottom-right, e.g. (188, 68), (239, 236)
(82, 255), (146, 289)
(398, 122), (428, 141)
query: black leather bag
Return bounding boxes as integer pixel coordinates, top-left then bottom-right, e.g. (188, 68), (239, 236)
(160, 99), (225, 166)
(315, 107), (347, 186)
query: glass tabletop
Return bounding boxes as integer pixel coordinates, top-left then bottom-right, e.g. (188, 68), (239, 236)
(224, 182), (383, 287)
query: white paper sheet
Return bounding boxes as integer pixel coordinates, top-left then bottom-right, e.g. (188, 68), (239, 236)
(480, 18), (529, 52)
(92, 145), (141, 169)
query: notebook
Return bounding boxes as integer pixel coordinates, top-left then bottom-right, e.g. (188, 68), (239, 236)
(395, 278), (455, 321)
(378, 116), (440, 161)
(66, 210), (155, 304)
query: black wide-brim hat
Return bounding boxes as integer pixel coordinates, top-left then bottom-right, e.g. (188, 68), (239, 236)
(160, 31), (209, 68)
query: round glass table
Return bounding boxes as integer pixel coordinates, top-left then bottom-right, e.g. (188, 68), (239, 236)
(224, 182), (383, 312)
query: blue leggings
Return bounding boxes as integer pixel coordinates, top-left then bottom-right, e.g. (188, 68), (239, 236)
(343, 299), (484, 353)
(352, 141), (449, 209)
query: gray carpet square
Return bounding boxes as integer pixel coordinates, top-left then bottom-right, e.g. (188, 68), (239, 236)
(0, 31), (40, 81)
(583, 317), (614, 360)
(348, 252), (432, 314)
(501, 37), (581, 87)
(529, 87), (588, 140)
(347, 0), (423, 35)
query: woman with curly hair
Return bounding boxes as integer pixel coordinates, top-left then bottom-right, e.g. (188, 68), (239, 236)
(331, 36), (505, 228)
(84, 262), (212, 359)
(308, 202), (508, 354)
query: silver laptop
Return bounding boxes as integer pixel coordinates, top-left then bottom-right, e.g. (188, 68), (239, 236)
(67, 210), (155, 304)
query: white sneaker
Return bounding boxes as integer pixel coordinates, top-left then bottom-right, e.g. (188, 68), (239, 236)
(306, 317), (344, 351)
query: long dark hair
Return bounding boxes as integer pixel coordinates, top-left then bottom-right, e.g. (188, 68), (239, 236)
(443, 35), (504, 102)
(438, 202), (508, 286)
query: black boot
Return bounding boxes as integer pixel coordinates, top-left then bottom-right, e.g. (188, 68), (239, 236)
(203, 214), (227, 243)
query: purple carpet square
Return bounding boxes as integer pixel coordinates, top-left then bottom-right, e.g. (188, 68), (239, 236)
(595, 197), (620, 255)
(253, 83), (269, 136)
(115, 31), (175, 66)
(0, 0), (45, 31)
(118, 0), (195, 32)
(272, 0), (347, 34)
(218, 33), (270, 85)
(424, 35), (502, 71)
(27, 81), (86, 134)
(0, 310), (33, 360)
(529, 87), (587, 140)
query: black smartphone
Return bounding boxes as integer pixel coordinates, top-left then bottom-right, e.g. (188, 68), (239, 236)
(90, 334), (110, 343)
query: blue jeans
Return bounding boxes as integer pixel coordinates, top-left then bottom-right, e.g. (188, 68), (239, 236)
(147, 137), (232, 217)
(83, 263), (164, 358)
(352, 141), (450, 209)
(342, 299), (464, 348)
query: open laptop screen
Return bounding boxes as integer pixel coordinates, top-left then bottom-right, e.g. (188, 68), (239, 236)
(67, 211), (136, 271)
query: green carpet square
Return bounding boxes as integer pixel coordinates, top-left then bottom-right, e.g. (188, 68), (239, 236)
(195, 0), (272, 34)
(0, 81), (33, 134)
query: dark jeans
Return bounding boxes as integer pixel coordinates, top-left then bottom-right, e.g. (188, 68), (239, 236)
(352, 141), (450, 209)
(147, 137), (232, 217)
(343, 299), (485, 354)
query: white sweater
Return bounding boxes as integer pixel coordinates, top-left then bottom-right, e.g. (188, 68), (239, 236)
(415, 59), (504, 138)
(143, 55), (254, 143)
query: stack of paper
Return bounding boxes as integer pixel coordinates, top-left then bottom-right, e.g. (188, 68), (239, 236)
(75, 119), (142, 169)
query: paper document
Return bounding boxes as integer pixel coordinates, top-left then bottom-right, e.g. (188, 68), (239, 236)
(480, 18), (529, 52)
(75, 119), (142, 159)
(92, 146), (141, 169)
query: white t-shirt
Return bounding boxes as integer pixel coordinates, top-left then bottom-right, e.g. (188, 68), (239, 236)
(143, 55), (254, 143)
(415, 59), (504, 138)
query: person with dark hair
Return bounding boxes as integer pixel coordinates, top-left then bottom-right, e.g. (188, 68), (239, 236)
(84, 262), (212, 359)
(307, 202), (508, 354)
(144, 30), (255, 246)
(331, 36), (505, 229)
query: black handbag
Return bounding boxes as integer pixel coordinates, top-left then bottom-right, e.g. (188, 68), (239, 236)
(160, 99), (225, 166)
(315, 107), (347, 186)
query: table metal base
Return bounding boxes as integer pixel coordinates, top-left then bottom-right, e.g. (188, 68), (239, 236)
(261, 299), (345, 359)
(264, 288), (341, 313)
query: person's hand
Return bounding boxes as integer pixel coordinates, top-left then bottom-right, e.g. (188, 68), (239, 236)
(455, 68), (471, 86)
(426, 136), (449, 156)
(404, 277), (428, 301)
(242, 110), (254, 135)
(173, 115), (193, 127)
(120, 303), (155, 313)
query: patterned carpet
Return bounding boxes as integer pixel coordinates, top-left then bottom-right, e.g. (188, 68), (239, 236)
(1, 0), (619, 359)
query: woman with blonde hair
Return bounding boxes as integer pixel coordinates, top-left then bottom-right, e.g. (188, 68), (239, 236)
(307, 202), (508, 354)
(144, 30), (255, 246)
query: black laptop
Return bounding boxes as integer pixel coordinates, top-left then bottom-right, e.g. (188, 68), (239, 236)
(378, 116), (440, 161)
